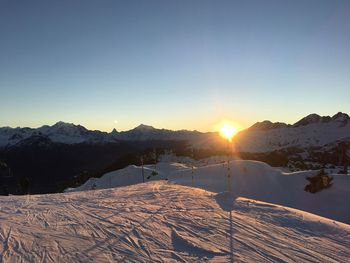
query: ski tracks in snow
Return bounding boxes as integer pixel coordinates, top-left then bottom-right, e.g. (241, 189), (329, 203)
(0, 182), (349, 262)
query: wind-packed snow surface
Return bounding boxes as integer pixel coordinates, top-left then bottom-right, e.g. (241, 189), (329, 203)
(69, 159), (350, 224)
(1, 182), (349, 262)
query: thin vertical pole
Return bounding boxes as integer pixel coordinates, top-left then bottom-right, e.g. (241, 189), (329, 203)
(191, 148), (194, 187)
(153, 148), (157, 175)
(141, 156), (145, 183)
(227, 140), (232, 192)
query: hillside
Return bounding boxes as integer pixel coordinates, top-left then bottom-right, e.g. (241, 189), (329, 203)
(68, 159), (350, 224)
(0, 182), (349, 262)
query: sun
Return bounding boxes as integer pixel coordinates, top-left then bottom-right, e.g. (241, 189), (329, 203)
(220, 124), (237, 142)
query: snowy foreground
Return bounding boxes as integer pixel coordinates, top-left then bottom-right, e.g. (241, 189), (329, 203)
(1, 181), (350, 262)
(70, 159), (350, 224)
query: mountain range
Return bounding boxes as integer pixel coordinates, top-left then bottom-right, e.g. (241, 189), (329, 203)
(1, 112), (349, 194)
(1, 112), (350, 152)
(0, 122), (209, 148)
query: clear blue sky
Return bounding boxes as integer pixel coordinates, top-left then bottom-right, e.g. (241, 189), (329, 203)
(1, 0), (349, 132)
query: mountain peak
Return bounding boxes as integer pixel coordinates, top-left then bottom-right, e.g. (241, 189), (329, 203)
(332, 112), (350, 121)
(293, 114), (331, 127)
(248, 120), (289, 131)
(293, 112), (350, 127)
(50, 121), (88, 131)
(52, 121), (77, 128)
(133, 124), (156, 131)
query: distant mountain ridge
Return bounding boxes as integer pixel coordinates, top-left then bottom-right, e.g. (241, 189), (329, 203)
(234, 112), (350, 152)
(248, 121), (290, 131)
(1, 112), (349, 151)
(248, 112), (350, 131)
(2, 113), (348, 195)
(293, 112), (350, 127)
(0, 122), (209, 147)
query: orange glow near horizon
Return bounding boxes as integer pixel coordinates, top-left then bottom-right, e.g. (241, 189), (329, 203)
(220, 123), (237, 142)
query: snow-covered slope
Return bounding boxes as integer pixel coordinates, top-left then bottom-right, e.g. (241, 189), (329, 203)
(67, 163), (182, 192)
(69, 159), (350, 224)
(66, 155), (236, 192)
(0, 182), (349, 262)
(37, 122), (112, 144)
(234, 112), (350, 152)
(169, 160), (350, 224)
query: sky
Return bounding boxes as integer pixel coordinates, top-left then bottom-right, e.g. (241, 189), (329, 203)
(0, 0), (350, 132)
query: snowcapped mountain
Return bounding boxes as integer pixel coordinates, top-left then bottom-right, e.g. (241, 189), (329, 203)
(114, 124), (205, 141)
(0, 122), (207, 147)
(247, 120), (290, 131)
(0, 122), (115, 147)
(234, 112), (350, 153)
(37, 121), (113, 144)
(1, 112), (349, 152)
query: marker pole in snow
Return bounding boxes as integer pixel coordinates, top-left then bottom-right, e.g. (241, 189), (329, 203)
(227, 140), (232, 192)
(141, 156), (145, 183)
(339, 142), (349, 174)
(153, 148), (157, 175)
(191, 148), (194, 187)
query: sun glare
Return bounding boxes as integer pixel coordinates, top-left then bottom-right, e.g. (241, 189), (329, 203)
(220, 124), (237, 142)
